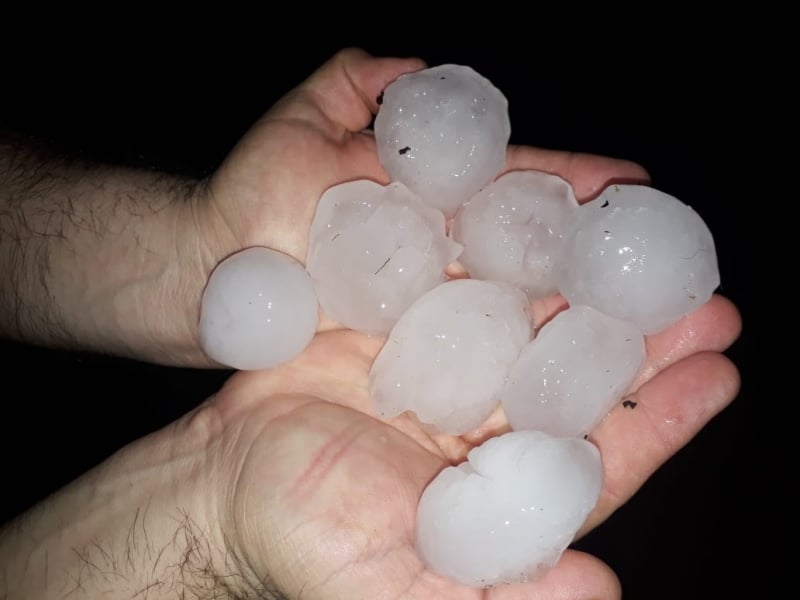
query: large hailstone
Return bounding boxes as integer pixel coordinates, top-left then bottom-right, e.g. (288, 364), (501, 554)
(369, 279), (531, 434)
(199, 247), (318, 370)
(374, 64), (511, 217)
(502, 305), (645, 437)
(557, 184), (720, 334)
(417, 430), (603, 587)
(451, 170), (579, 299)
(306, 180), (462, 335)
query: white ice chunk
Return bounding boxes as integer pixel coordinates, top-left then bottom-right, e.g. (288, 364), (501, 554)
(451, 171), (578, 299)
(557, 184), (720, 334)
(199, 247), (318, 370)
(306, 180), (462, 335)
(502, 305), (645, 437)
(417, 430), (603, 587)
(369, 279), (531, 434)
(374, 64), (511, 217)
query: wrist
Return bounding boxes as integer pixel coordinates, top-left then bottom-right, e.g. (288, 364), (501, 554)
(0, 138), (227, 367)
(0, 404), (269, 599)
(46, 173), (213, 367)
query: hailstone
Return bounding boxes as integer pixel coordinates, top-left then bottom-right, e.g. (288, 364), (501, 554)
(199, 247), (318, 370)
(416, 430), (603, 587)
(369, 279), (531, 435)
(557, 184), (719, 334)
(306, 180), (462, 335)
(374, 64), (511, 217)
(451, 170), (579, 299)
(502, 305), (645, 437)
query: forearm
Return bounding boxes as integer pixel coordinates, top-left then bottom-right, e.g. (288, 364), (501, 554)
(0, 411), (267, 599)
(0, 136), (212, 365)
(0, 472), (211, 599)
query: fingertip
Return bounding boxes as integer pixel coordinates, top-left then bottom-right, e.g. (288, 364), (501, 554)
(521, 550), (621, 600)
(569, 154), (651, 203)
(362, 55), (428, 113)
(286, 48), (427, 134)
(334, 47), (427, 105)
(503, 146), (651, 203)
(634, 293), (743, 388)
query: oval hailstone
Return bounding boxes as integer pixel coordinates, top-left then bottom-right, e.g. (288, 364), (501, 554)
(199, 247), (318, 370)
(369, 279), (531, 435)
(502, 305), (645, 437)
(374, 64), (511, 217)
(306, 180), (462, 335)
(417, 430), (603, 587)
(557, 184), (720, 334)
(451, 170), (579, 299)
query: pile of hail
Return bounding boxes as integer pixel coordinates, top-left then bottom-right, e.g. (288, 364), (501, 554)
(199, 64), (719, 588)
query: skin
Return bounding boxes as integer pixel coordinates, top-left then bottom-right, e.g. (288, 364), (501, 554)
(0, 49), (741, 598)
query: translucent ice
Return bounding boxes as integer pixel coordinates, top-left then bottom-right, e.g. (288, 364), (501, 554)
(374, 64), (511, 217)
(502, 305), (645, 437)
(306, 180), (462, 335)
(417, 430), (603, 587)
(369, 279), (531, 434)
(451, 171), (579, 299)
(199, 247), (318, 370)
(557, 184), (719, 334)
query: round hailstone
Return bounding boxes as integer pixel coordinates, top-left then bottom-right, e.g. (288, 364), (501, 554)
(199, 247), (318, 370)
(451, 170), (579, 299)
(306, 180), (462, 335)
(557, 184), (720, 334)
(417, 430), (603, 587)
(374, 64), (511, 218)
(369, 279), (531, 435)
(502, 305), (645, 437)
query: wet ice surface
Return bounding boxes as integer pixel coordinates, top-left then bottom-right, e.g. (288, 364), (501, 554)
(306, 180), (462, 335)
(369, 279), (531, 435)
(451, 170), (579, 299)
(502, 305), (645, 437)
(417, 430), (603, 587)
(199, 247), (318, 370)
(557, 184), (720, 334)
(374, 64), (510, 217)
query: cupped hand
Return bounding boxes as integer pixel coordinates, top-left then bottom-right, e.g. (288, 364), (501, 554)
(180, 49), (741, 597)
(204, 293), (739, 599)
(193, 50), (423, 301)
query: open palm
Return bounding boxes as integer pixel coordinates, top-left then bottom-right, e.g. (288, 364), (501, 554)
(189, 50), (741, 598)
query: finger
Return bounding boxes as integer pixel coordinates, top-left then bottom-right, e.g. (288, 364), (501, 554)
(487, 550), (620, 600)
(271, 47), (426, 134)
(505, 145), (651, 202)
(633, 293), (741, 389)
(453, 294), (740, 458)
(582, 351), (741, 534)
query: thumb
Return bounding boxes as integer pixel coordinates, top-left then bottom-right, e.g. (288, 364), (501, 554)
(269, 48), (426, 135)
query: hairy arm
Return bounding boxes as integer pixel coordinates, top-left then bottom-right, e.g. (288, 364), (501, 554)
(0, 136), (214, 366)
(0, 404), (285, 600)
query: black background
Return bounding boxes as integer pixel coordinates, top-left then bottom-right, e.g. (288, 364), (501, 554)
(1, 37), (753, 599)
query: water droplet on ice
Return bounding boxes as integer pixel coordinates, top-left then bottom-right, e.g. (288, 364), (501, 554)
(306, 180), (462, 335)
(369, 279), (531, 434)
(502, 305), (645, 437)
(199, 247), (318, 370)
(557, 184), (720, 334)
(374, 64), (510, 217)
(416, 430), (602, 587)
(451, 170), (578, 299)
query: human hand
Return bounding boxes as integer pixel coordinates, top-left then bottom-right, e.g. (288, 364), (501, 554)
(0, 50), (741, 598)
(199, 283), (739, 598)
(181, 49), (425, 343)
(179, 51), (740, 596)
